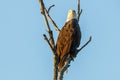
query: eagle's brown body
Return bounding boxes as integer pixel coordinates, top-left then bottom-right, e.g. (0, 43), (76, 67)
(56, 19), (81, 72)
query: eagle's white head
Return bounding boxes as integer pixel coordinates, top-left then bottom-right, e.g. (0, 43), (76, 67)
(66, 9), (77, 22)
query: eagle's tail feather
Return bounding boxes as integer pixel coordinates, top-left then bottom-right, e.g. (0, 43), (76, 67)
(58, 55), (68, 72)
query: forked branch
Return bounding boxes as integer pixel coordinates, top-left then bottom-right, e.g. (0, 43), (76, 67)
(40, 0), (60, 32)
(45, 8), (60, 32)
(39, 0), (58, 80)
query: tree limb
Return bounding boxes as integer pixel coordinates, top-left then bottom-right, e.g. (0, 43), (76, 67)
(43, 34), (54, 53)
(48, 4), (55, 13)
(45, 6), (60, 32)
(39, 0), (55, 52)
(54, 55), (59, 80)
(39, 0), (50, 30)
(77, 0), (82, 22)
(77, 36), (92, 53)
(39, 0), (44, 14)
(39, 0), (58, 80)
(39, 0), (60, 32)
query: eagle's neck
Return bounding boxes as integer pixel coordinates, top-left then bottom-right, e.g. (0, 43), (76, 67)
(66, 17), (77, 22)
(66, 10), (78, 22)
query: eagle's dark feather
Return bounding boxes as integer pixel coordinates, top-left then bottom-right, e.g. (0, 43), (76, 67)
(56, 19), (81, 72)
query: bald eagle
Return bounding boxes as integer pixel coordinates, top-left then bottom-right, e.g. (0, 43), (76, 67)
(56, 9), (81, 72)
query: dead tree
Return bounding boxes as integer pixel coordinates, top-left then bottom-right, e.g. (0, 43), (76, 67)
(39, 0), (91, 80)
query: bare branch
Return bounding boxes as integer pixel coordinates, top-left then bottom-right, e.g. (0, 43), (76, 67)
(77, 0), (82, 22)
(45, 8), (60, 32)
(43, 34), (59, 80)
(48, 30), (55, 49)
(48, 4), (55, 13)
(39, 0), (50, 31)
(39, 0), (60, 32)
(54, 55), (59, 80)
(39, 0), (58, 80)
(39, 0), (55, 49)
(77, 0), (80, 16)
(77, 36), (92, 53)
(43, 34), (55, 53)
(39, 0), (44, 14)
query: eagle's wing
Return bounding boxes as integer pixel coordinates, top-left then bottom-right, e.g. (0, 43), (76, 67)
(56, 19), (81, 71)
(56, 21), (75, 60)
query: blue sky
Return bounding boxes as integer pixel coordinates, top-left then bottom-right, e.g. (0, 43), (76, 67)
(0, 0), (120, 80)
